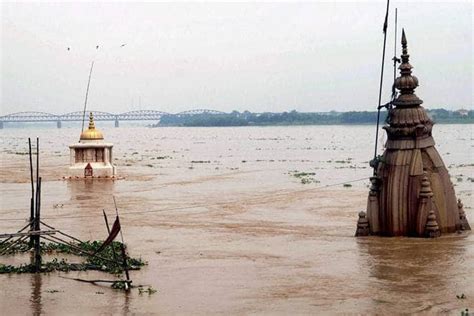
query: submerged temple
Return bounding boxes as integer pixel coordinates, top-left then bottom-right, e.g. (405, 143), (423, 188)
(357, 30), (470, 237)
(69, 112), (117, 178)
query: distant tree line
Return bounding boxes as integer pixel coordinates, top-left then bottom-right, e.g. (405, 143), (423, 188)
(154, 109), (473, 127)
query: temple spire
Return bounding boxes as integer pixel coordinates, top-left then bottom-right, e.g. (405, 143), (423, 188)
(401, 29), (407, 55)
(80, 112), (103, 141)
(392, 29), (423, 107)
(88, 112), (96, 130)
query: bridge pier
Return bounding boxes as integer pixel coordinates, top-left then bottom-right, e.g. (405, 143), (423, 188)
(57, 120), (62, 128)
(115, 119), (119, 127)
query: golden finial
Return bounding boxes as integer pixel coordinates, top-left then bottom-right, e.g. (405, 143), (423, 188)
(80, 112), (104, 141)
(88, 112), (96, 130)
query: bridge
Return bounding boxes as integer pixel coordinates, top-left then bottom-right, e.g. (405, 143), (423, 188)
(0, 109), (227, 128)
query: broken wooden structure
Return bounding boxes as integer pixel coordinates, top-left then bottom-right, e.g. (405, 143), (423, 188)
(357, 30), (471, 237)
(0, 138), (133, 290)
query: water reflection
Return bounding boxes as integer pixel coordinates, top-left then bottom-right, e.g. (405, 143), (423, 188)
(67, 178), (115, 199)
(357, 234), (468, 310)
(122, 291), (131, 316)
(30, 272), (42, 316)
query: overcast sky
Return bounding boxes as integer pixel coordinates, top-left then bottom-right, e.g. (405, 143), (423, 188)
(1, 1), (472, 115)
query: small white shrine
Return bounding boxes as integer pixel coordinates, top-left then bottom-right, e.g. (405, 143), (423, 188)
(69, 112), (116, 178)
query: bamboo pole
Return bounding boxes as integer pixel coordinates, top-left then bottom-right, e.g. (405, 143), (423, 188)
(0, 230), (57, 238)
(0, 235), (29, 255)
(60, 276), (120, 284)
(0, 221), (33, 247)
(28, 138), (35, 246)
(39, 221), (84, 244)
(34, 177), (42, 272)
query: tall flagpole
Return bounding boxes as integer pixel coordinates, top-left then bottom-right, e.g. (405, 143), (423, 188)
(372, 0), (390, 175)
(81, 61), (95, 133)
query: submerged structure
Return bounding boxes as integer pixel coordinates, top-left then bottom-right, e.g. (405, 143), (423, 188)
(357, 30), (470, 237)
(69, 112), (116, 178)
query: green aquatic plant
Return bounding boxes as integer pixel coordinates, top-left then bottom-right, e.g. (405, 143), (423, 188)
(289, 171), (320, 184)
(138, 286), (157, 295)
(111, 280), (129, 290)
(0, 240), (146, 275)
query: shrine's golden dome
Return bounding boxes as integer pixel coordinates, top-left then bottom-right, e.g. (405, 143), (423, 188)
(80, 112), (104, 140)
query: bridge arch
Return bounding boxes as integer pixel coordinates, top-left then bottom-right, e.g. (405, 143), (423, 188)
(60, 111), (116, 121)
(0, 111), (59, 122)
(118, 110), (170, 120)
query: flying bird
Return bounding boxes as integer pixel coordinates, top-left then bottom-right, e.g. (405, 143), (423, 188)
(96, 45), (99, 49)
(67, 47), (70, 51)
(120, 43), (127, 47)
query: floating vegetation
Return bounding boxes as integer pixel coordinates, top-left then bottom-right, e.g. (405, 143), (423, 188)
(138, 286), (157, 295)
(112, 280), (130, 290)
(45, 289), (61, 293)
(191, 160), (211, 163)
(0, 240), (146, 275)
(289, 171), (320, 184)
(343, 183), (352, 188)
(449, 163), (474, 168)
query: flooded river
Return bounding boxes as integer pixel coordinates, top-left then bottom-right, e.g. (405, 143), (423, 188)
(0, 124), (473, 315)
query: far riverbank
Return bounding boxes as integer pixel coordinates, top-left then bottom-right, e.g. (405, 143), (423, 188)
(154, 109), (473, 127)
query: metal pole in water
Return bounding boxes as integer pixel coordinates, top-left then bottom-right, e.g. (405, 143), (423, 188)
(372, 0), (390, 176)
(81, 61), (95, 133)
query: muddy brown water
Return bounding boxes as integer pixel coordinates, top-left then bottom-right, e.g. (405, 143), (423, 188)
(0, 125), (473, 315)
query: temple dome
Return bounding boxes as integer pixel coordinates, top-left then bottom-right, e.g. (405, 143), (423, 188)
(80, 112), (104, 141)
